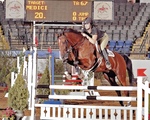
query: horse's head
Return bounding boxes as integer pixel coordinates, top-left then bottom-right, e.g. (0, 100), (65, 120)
(57, 30), (71, 61)
(57, 28), (83, 59)
(63, 28), (84, 47)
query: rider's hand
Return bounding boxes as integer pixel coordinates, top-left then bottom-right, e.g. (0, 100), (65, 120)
(81, 33), (87, 37)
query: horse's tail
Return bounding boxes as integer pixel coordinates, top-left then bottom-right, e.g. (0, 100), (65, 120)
(121, 54), (136, 85)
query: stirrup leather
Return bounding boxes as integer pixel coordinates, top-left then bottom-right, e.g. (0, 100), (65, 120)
(105, 61), (111, 69)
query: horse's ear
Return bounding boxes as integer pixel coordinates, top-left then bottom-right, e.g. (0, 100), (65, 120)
(63, 28), (67, 33)
(56, 30), (64, 38)
(55, 33), (59, 38)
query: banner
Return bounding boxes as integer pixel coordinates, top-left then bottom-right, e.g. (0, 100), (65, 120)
(93, 1), (113, 20)
(5, 0), (24, 19)
(132, 60), (150, 81)
(140, 0), (150, 3)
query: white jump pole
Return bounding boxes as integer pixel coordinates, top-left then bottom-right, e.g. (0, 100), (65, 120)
(49, 85), (137, 91)
(27, 54), (32, 110)
(23, 56), (27, 76)
(144, 80), (149, 120)
(31, 21), (37, 120)
(48, 95), (137, 101)
(137, 77), (143, 120)
(17, 56), (20, 73)
(11, 72), (15, 87)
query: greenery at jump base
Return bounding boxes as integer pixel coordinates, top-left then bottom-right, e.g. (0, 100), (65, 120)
(8, 54), (29, 112)
(0, 51), (19, 88)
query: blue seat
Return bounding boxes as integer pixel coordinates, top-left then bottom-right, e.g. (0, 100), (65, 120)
(114, 47), (123, 53)
(116, 40), (125, 47)
(109, 47), (114, 51)
(114, 40), (124, 52)
(122, 46), (130, 55)
(124, 40), (133, 47)
(147, 52), (150, 59)
(116, 40), (125, 49)
(108, 40), (116, 50)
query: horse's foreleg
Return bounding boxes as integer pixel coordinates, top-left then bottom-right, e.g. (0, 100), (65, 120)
(63, 61), (72, 79)
(75, 66), (85, 79)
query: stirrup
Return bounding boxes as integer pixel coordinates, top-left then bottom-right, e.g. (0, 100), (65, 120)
(106, 61), (111, 70)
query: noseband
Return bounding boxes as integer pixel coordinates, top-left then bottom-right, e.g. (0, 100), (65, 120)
(58, 34), (72, 61)
(63, 31), (85, 49)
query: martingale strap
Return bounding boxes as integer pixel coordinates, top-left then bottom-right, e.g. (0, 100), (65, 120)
(88, 57), (103, 72)
(88, 49), (114, 72)
(72, 48), (79, 65)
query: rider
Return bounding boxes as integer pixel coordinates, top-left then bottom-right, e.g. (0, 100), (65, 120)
(81, 17), (111, 70)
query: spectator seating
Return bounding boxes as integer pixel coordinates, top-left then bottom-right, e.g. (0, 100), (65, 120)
(117, 40), (125, 47)
(108, 40), (132, 55)
(108, 40), (117, 51)
(0, 2), (149, 53)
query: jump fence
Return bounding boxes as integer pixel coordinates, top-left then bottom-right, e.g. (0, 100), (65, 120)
(24, 46), (150, 120)
(33, 77), (149, 120)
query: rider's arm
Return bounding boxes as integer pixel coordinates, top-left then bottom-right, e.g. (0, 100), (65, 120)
(82, 27), (98, 44)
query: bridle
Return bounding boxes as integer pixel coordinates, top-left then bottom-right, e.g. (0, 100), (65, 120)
(62, 29), (86, 49)
(58, 33), (72, 62)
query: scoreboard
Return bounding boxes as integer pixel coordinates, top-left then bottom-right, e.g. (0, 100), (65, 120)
(26, 0), (92, 22)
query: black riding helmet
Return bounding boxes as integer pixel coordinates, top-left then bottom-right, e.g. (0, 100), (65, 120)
(83, 17), (93, 24)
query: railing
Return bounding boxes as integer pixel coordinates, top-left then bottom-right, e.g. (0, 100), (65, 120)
(32, 77), (149, 120)
(35, 104), (137, 120)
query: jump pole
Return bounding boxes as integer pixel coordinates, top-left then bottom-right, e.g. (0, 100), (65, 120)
(27, 54), (32, 110)
(49, 85), (137, 90)
(31, 21), (37, 120)
(48, 95), (137, 101)
(49, 52), (55, 95)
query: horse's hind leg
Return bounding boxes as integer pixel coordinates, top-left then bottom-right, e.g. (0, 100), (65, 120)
(103, 73), (124, 106)
(110, 77), (124, 106)
(117, 74), (131, 106)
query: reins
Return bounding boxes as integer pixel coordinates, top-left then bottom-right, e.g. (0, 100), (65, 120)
(64, 33), (85, 49)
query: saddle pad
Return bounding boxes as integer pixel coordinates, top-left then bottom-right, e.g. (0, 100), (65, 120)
(107, 49), (115, 57)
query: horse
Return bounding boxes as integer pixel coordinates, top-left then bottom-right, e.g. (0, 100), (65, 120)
(57, 28), (135, 106)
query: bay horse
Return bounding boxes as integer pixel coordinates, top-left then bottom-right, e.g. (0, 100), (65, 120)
(57, 28), (135, 106)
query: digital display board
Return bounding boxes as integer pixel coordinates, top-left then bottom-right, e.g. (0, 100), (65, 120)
(26, 0), (92, 22)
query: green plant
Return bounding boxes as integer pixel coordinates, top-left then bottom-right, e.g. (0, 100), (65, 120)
(54, 89), (70, 95)
(8, 65), (29, 111)
(54, 60), (64, 75)
(37, 66), (50, 96)
(5, 73), (11, 89)
(0, 53), (14, 84)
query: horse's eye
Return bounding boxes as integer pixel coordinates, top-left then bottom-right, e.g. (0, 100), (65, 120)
(62, 41), (66, 44)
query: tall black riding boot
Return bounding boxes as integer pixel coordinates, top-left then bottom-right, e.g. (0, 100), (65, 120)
(102, 49), (111, 69)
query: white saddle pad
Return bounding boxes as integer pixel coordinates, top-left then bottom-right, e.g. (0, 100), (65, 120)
(107, 49), (115, 57)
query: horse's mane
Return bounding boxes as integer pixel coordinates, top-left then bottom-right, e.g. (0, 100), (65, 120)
(64, 28), (81, 35)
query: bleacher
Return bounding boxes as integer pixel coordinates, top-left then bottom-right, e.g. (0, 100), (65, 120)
(98, 2), (150, 54)
(0, 1), (150, 58)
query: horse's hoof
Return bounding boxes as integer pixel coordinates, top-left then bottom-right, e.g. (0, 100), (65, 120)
(124, 103), (131, 107)
(66, 75), (72, 80)
(78, 73), (85, 79)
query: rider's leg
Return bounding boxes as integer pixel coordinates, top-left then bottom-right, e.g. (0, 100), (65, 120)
(102, 48), (111, 69)
(100, 33), (111, 69)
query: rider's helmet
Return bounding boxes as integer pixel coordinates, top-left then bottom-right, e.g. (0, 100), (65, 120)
(82, 17), (93, 31)
(83, 17), (93, 24)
